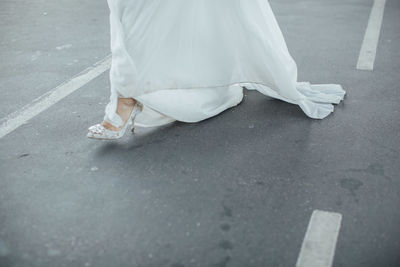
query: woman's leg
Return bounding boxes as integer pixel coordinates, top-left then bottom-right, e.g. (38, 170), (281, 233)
(101, 98), (136, 131)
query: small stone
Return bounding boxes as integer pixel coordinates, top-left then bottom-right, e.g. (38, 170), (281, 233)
(91, 166), (99, 171)
(56, 44), (72, 51)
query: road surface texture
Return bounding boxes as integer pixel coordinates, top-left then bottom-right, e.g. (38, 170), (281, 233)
(0, 0), (399, 266)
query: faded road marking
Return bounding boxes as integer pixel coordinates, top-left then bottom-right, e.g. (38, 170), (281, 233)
(357, 0), (386, 70)
(296, 210), (342, 267)
(0, 55), (111, 139)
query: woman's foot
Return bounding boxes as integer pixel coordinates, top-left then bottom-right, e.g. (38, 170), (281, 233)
(87, 97), (143, 140)
(101, 98), (136, 131)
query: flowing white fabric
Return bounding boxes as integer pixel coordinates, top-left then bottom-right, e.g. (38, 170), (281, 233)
(104, 0), (346, 127)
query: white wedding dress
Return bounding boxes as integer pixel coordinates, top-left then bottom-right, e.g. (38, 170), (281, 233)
(104, 0), (346, 127)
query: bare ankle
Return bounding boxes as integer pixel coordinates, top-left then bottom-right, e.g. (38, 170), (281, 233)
(118, 98), (136, 107)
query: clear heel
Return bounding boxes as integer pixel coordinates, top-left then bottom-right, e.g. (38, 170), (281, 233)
(130, 102), (143, 134)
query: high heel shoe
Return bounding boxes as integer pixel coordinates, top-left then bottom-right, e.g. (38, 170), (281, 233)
(87, 101), (143, 140)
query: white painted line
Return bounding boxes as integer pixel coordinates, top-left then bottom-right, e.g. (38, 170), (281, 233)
(357, 0), (387, 70)
(296, 210), (342, 267)
(0, 55), (111, 139)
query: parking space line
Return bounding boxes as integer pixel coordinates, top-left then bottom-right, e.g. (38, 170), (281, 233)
(296, 210), (342, 267)
(357, 0), (387, 70)
(0, 55), (111, 139)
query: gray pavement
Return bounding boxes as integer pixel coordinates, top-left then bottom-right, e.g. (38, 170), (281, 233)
(0, 0), (399, 266)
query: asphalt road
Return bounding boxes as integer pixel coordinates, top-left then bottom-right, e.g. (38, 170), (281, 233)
(1, 0), (399, 266)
